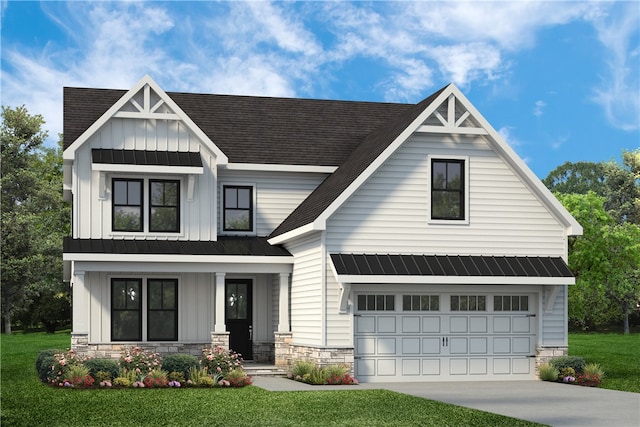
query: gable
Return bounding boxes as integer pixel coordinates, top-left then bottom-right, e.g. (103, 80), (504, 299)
(270, 84), (582, 243)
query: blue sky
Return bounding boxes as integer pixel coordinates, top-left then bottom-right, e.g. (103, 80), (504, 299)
(1, 1), (638, 179)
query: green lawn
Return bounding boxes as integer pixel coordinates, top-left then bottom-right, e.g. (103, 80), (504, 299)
(0, 332), (541, 427)
(569, 332), (640, 393)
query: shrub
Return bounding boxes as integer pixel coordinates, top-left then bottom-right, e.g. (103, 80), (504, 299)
(48, 350), (90, 386)
(559, 367), (576, 383)
(143, 368), (168, 388)
(66, 365), (95, 388)
(168, 371), (186, 383)
(200, 347), (243, 376)
(84, 358), (119, 380)
(549, 355), (586, 374)
(113, 377), (131, 387)
(538, 363), (559, 382)
(162, 354), (198, 378)
(188, 367), (214, 387)
(288, 360), (358, 385)
(289, 360), (315, 380)
(577, 363), (604, 387)
(94, 371), (112, 383)
(119, 347), (162, 375)
(35, 349), (66, 380)
(225, 369), (252, 387)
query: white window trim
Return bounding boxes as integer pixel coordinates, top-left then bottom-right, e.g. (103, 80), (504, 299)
(107, 174), (185, 238)
(219, 182), (257, 236)
(427, 155), (470, 225)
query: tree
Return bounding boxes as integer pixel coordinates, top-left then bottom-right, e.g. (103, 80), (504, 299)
(604, 150), (640, 225)
(556, 192), (640, 333)
(543, 161), (608, 196)
(1, 106), (70, 333)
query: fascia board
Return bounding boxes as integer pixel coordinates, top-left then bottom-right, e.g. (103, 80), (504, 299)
(267, 223), (316, 245)
(313, 85), (455, 229)
(334, 274), (575, 285)
(223, 163), (337, 174)
(72, 260), (293, 275)
(63, 75), (229, 165)
(447, 85), (583, 236)
(64, 253), (293, 264)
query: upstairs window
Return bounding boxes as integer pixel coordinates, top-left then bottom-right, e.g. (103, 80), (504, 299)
(223, 186), (253, 232)
(150, 180), (179, 232)
(113, 179), (143, 231)
(431, 159), (465, 220)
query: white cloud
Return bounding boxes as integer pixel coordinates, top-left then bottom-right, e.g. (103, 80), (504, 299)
(533, 100), (546, 117)
(588, 2), (640, 131)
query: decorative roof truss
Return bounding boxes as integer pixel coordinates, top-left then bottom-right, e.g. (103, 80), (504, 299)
(418, 94), (487, 135)
(113, 83), (179, 121)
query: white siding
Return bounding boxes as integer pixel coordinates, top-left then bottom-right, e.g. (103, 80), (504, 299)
(542, 285), (567, 346)
(326, 134), (566, 256)
(218, 170), (328, 236)
(285, 232), (324, 346)
(325, 265), (352, 347)
(72, 117), (217, 240)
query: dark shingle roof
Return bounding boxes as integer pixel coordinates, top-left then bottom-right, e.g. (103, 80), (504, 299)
(330, 254), (574, 278)
(63, 237), (291, 257)
(63, 88), (411, 166)
(269, 86), (448, 238)
(92, 149), (203, 167)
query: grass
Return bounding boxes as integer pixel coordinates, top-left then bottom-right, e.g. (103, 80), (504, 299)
(569, 332), (640, 393)
(0, 332), (542, 427)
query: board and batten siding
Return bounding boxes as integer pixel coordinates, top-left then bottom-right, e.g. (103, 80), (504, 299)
(284, 232), (324, 346)
(326, 134), (567, 257)
(72, 117), (217, 241)
(86, 271), (215, 344)
(218, 170), (328, 236)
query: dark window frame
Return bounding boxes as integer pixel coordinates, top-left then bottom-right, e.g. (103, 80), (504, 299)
(223, 185), (254, 232)
(112, 178), (144, 232)
(357, 294), (395, 311)
(111, 278), (142, 341)
(149, 179), (180, 233)
(147, 279), (178, 341)
(431, 159), (465, 220)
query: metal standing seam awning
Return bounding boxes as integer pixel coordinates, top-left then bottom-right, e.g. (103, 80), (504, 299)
(329, 253), (575, 313)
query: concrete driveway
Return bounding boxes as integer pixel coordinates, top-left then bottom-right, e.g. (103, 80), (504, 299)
(252, 377), (640, 427)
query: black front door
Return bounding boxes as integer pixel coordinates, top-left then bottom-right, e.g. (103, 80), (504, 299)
(225, 279), (253, 360)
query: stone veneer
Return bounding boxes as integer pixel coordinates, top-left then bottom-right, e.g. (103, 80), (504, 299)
(71, 333), (208, 359)
(274, 332), (354, 372)
(535, 345), (568, 377)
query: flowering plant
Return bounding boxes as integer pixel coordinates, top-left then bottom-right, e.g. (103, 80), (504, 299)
(119, 347), (162, 375)
(142, 368), (168, 388)
(576, 373), (602, 387)
(224, 369), (252, 387)
(49, 350), (91, 386)
(562, 376), (576, 383)
(200, 347), (244, 376)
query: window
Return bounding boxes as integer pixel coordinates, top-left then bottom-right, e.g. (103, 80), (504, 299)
(450, 295), (486, 311)
(150, 180), (179, 232)
(111, 279), (142, 341)
(147, 279), (178, 341)
(403, 295), (440, 311)
(494, 295), (529, 312)
(223, 186), (253, 231)
(113, 179), (143, 231)
(112, 178), (181, 233)
(357, 294), (395, 311)
(111, 278), (178, 342)
(431, 159), (465, 220)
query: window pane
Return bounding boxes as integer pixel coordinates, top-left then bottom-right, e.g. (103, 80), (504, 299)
(148, 281), (162, 310)
(421, 296), (430, 311)
(512, 296), (520, 311)
(367, 295), (375, 310)
(164, 182), (178, 205)
(403, 295), (411, 311)
(225, 188), (237, 208)
(447, 163), (461, 189)
(163, 283), (176, 310)
(225, 210), (250, 230)
(114, 181), (128, 205)
(469, 295), (477, 311)
(112, 311), (141, 341)
(450, 296), (459, 311)
(432, 192), (462, 219)
(376, 295), (385, 310)
(358, 295), (366, 311)
(128, 181), (141, 205)
(430, 296), (439, 311)
(151, 207), (178, 231)
(521, 296), (528, 311)
(148, 311), (176, 341)
(114, 206), (142, 230)
(385, 295), (394, 311)
(237, 188), (251, 209)
(432, 162), (447, 189)
(151, 181), (164, 205)
(111, 279), (141, 341)
(478, 296), (486, 311)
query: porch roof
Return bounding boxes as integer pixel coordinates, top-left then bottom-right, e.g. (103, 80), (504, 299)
(91, 149), (203, 167)
(63, 237), (291, 257)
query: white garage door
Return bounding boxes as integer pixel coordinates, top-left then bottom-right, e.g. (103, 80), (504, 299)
(354, 292), (536, 382)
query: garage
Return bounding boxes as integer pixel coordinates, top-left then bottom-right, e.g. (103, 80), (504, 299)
(354, 291), (537, 381)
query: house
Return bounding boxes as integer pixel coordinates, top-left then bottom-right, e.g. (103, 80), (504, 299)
(63, 75), (581, 382)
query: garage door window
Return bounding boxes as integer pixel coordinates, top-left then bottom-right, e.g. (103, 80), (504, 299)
(450, 295), (486, 311)
(357, 294), (395, 311)
(494, 295), (528, 311)
(403, 295), (439, 311)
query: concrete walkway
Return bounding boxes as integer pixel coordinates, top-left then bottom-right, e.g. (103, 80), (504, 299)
(252, 377), (640, 427)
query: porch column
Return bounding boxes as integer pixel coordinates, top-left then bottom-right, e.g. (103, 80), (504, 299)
(214, 272), (226, 332)
(277, 273), (290, 332)
(72, 270), (88, 334)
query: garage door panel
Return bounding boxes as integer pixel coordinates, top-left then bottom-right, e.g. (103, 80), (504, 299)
(449, 337), (468, 354)
(422, 337), (441, 354)
(450, 358), (468, 375)
(402, 316), (420, 333)
(513, 358), (532, 374)
(469, 316), (487, 333)
(513, 337), (532, 353)
(469, 358), (488, 375)
(422, 316), (441, 333)
(377, 337), (396, 355)
(402, 359), (421, 375)
(378, 317), (396, 333)
(513, 316), (531, 333)
(469, 337), (488, 354)
(377, 359), (396, 376)
(493, 316), (511, 333)
(402, 337), (421, 354)
(356, 337), (376, 355)
(493, 337), (511, 353)
(356, 316), (375, 333)
(494, 358), (511, 374)
(356, 359), (375, 376)
(450, 316), (468, 333)
(422, 359), (441, 375)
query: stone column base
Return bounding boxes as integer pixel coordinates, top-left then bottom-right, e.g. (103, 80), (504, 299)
(274, 332), (293, 366)
(210, 331), (230, 350)
(71, 333), (89, 355)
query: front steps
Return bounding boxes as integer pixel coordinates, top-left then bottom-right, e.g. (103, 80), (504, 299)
(244, 363), (288, 377)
